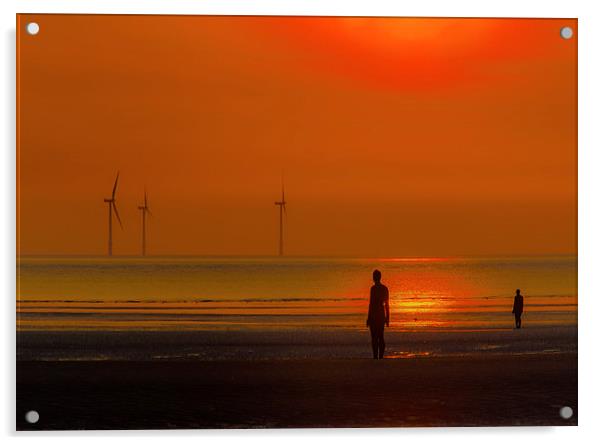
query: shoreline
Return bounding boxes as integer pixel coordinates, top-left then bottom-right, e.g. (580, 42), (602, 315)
(17, 325), (577, 361)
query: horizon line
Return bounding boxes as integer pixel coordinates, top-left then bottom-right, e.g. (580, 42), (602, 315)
(16, 253), (578, 259)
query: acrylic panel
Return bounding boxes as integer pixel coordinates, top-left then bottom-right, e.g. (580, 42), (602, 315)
(16, 14), (577, 430)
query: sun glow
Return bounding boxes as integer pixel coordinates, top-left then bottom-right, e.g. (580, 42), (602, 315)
(338, 18), (492, 48)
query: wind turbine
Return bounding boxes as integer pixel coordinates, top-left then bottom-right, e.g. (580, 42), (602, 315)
(274, 182), (287, 256)
(137, 189), (152, 256)
(104, 172), (123, 256)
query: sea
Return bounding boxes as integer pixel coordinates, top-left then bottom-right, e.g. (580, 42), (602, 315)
(17, 256), (577, 332)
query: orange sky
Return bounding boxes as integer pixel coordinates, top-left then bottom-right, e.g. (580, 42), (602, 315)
(17, 15), (577, 257)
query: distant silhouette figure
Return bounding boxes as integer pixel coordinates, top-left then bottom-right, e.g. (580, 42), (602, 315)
(366, 269), (390, 359)
(512, 289), (524, 329)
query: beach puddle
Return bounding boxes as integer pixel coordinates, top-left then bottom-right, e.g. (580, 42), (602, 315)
(477, 344), (509, 351)
(385, 351), (432, 359)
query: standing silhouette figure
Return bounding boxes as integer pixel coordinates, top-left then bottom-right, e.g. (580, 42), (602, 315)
(366, 269), (390, 359)
(512, 289), (524, 329)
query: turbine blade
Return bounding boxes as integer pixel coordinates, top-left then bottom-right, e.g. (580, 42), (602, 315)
(144, 189), (148, 209)
(112, 172), (120, 199)
(113, 202), (123, 229)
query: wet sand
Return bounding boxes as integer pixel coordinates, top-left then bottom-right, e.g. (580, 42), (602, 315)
(16, 326), (578, 361)
(17, 353), (577, 430)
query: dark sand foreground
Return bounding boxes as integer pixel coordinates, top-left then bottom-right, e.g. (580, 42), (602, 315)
(17, 353), (577, 430)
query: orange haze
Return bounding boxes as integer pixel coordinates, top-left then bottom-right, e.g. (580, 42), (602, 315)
(17, 15), (577, 257)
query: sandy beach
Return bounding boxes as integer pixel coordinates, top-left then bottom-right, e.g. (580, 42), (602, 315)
(17, 352), (577, 430)
(16, 326), (577, 360)
(16, 326), (578, 429)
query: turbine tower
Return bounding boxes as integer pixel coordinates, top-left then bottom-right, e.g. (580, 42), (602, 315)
(274, 182), (287, 256)
(137, 189), (152, 256)
(104, 172), (123, 256)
